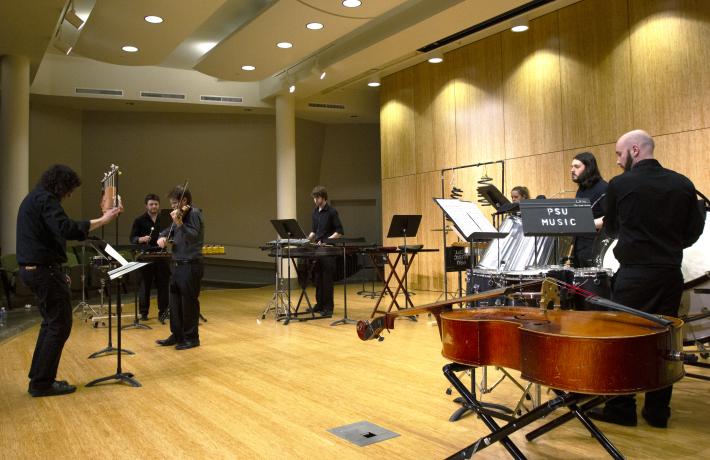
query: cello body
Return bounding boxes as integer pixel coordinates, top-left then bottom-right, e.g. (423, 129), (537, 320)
(440, 308), (684, 394)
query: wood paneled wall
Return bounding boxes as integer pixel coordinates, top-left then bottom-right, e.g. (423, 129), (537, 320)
(380, 0), (710, 291)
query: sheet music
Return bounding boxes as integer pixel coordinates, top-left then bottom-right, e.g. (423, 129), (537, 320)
(104, 243), (129, 266)
(434, 199), (499, 240)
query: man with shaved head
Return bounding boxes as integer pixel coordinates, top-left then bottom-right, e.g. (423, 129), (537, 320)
(588, 129), (704, 428)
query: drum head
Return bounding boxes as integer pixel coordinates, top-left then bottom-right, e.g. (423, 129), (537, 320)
(682, 211), (710, 284)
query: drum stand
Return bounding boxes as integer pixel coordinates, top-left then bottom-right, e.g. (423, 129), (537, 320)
(261, 240), (290, 321)
(88, 273), (135, 359)
(72, 244), (91, 318)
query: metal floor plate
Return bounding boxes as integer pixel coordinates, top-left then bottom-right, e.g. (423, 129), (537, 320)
(327, 421), (400, 447)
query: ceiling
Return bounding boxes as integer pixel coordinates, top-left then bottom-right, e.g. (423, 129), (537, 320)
(0, 0), (579, 122)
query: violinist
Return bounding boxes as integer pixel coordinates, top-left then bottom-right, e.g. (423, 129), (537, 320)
(129, 193), (169, 322)
(155, 185), (205, 350)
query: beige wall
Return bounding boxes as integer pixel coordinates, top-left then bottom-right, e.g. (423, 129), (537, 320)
(29, 103), (83, 217)
(380, 0), (710, 291)
(27, 106), (381, 262)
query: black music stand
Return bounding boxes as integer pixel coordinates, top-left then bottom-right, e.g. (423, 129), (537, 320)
(87, 243), (148, 388)
(270, 219), (308, 325)
(387, 215), (422, 310)
(327, 237), (367, 327)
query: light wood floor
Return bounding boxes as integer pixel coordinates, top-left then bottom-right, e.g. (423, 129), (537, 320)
(1, 285), (708, 459)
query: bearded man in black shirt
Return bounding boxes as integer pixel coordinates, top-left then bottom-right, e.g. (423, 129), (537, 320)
(588, 130), (704, 428)
(16, 165), (122, 397)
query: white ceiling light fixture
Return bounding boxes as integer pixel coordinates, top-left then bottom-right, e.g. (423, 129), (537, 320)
(289, 83), (296, 93)
(306, 22), (324, 30)
(122, 45), (139, 53)
(428, 52), (443, 64)
(342, 0), (362, 8)
(511, 17), (529, 32)
(312, 62), (327, 80)
(144, 15), (164, 24)
(367, 75), (381, 87)
(277, 42), (293, 49)
(241, 65), (255, 71)
(64, 6), (85, 30)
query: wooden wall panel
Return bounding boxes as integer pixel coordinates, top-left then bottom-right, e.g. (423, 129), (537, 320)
(502, 13), (563, 158)
(381, 175), (420, 291)
(653, 128), (710, 195)
(562, 143), (622, 197)
(559, 0), (633, 149)
(414, 171), (446, 291)
(451, 34), (505, 166)
(505, 152), (566, 200)
(629, 0), (710, 134)
(380, 68), (415, 179)
(413, 62), (457, 174)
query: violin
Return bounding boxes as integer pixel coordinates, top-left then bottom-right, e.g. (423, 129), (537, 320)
(357, 281), (685, 395)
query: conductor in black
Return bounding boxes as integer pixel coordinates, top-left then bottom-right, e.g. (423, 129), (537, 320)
(16, 165), (122, 397)
(588, 130), (704, 428)
(307, 186), (343, 317)
(156, 186), (205, 350)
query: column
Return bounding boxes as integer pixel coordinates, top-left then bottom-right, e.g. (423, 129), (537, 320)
(275, 93), (296, 220)
(0, 55), (30, 255)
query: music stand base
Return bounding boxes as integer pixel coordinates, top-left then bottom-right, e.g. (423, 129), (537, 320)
(86, 372), (141, 388)
(122, 321), (152, 330)
(88, 346), (135, 359)
(330, 317), (357, 326)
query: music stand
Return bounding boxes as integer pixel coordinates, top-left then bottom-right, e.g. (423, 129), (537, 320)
(270, 219), (307, 325)
(476, 184), (511, 210)
(87, 242), (148, 388)
(386, 215), (422, 311)
(327, 237), (367, 327)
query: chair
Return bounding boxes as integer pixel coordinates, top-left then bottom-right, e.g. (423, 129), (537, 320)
(0, 253), (33, 306)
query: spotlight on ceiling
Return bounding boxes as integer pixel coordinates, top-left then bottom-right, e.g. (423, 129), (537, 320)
(122, 45), (139, 53)
(306, 22), (324, 30)
(277, 42), (293, 49)
(342, 0), (362, 7)
(144, 15), (164, 24)
(428, 52), (443, 64)
(241, 65), (256, 71)
(511, 18), (529, 32)
(367, 76), (381, 88)
(312, 64), (326, 80)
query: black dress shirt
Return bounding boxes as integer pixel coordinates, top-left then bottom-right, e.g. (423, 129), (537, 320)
(605, 159), (704, 267)
(311, 203), (344, 243)
(129, 212), (162, 247)
(160, 207), (204, 261)
(573, 179), (608, 265)
(16, 185), (90, 265)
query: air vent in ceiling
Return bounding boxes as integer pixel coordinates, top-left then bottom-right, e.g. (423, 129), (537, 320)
(75, 88), (123, 96)
(140, 91), (186, 100)
(308, 103), (346, 110)
(200, 95), (243, 103)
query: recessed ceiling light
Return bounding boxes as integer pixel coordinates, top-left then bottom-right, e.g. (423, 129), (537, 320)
(428, 57), (443, 64)
(144, 15), (163, 24)
(277, 42), (293, 49)
(367, 82), (381, 87)
(122, 45), (139, 53)
(342, 0), (362, 7)
(511, 18), (529, 33)
(306, 22), (324, 30)
(241, 65), (255, 71)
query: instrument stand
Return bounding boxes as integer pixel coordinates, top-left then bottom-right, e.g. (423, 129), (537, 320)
(89, 274), (135, 358)
(261, 239), (289, 320)
(72, 244), (91, 318)
(122, 284), (151, 330)
(443, 363), (623, 460)
(87, 276), (141, 388)
(330, 240), (363, 327)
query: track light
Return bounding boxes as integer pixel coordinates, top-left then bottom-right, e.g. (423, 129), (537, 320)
(511, 17), (529, 32)
(312, 65), (326, 80)
(65, 7), (85, 30)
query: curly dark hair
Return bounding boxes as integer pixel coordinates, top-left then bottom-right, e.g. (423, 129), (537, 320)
(311, 185), (328, 200)
(167, 185), (192, 205)
(573, 152), (603, 189)
(40, 165), (81, 198)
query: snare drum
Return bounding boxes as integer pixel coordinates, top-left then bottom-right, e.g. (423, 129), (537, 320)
(573, 268), (612, 310)
(466, 269), (506, 307)
(91, 256), (111, 267)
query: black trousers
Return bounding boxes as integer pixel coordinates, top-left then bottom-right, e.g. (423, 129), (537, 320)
(315, 256), (336, 310)
(169, 262), (203, 343)
(137, 260), (169, 316)
(19, 266), (72, 390)
(606, 265), (683, 421)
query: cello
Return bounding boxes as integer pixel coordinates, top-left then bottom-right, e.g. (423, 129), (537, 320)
(357, 280), (687, 459)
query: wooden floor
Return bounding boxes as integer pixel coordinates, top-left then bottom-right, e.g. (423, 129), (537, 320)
(1, 285), (708, 459)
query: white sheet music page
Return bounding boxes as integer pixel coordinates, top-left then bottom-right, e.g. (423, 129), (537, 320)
(104, 243), (129, 266)
(434, 199), (497, 240)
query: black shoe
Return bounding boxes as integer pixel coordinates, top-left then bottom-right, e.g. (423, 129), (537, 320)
(587, 407), (637, 427)
(140, 314), (149, 321)
(310, 304), (323, 313)
(156, 336), (177, 346)
(320, 309), (333, 317)
(29, 381), (77, 397)
(641, 408), (668, 428)
(175, 340), (200, 350)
